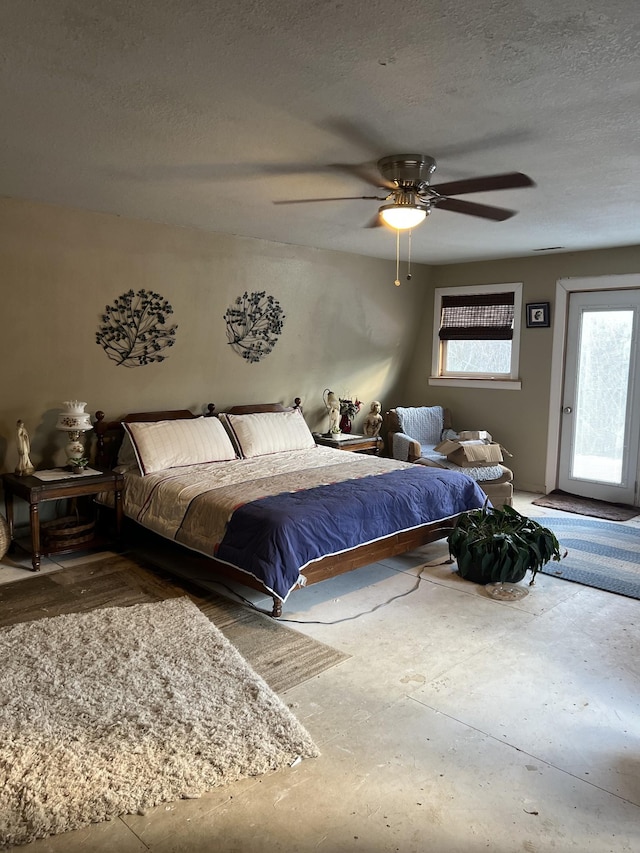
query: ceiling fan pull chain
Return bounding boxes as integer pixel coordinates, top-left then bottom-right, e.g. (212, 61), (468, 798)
(394, 229), (401, 286)
(407, 229), (412, 281)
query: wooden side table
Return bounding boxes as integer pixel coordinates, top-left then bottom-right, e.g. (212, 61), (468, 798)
(313, 433), (384, 455)
(2, 468), (124, 571)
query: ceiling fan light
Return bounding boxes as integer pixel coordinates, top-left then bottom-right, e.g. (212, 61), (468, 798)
(379, 204), (428, 230)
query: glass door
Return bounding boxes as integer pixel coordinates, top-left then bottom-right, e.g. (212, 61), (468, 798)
(558, 289), (640, 505)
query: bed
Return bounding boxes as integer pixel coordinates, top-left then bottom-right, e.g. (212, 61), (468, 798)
(94, 401), (486, 616)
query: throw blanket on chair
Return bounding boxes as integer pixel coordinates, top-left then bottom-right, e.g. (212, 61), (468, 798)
(396, 406), (444, 446)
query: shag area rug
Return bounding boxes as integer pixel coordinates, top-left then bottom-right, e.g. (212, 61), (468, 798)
(0, 597), (318, 848)
(0, 553), (351, 695)
(532, 490), (639, 521)
(533, 516), (640, 599)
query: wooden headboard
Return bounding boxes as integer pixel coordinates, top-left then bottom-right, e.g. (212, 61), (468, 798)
(225, 398), (301, 416)
(93, 398), (302, 469)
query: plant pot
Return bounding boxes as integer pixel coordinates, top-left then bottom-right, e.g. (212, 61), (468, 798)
(339, 414), (352, 434)
(458, 559), (527, 586)
(447, 504), (565, 587)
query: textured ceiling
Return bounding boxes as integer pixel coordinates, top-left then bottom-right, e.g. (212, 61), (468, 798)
(2, 0), (640, 264)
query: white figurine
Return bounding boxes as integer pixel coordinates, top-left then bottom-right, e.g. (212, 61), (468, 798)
(363, 401), (383, 437)
(16, 419), (35, 476)
(324, 389), (341, 434)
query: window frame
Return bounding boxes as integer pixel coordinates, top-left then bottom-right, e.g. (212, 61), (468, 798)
(429, 282), (523, 390)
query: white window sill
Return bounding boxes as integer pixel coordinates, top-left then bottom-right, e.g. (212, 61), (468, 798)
(428, 377), (522, 390)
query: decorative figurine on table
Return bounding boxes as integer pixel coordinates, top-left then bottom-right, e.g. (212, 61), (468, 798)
(323, 389), (341, 435)
(363, 401), (383, 437)
(15, 420), (35, 477)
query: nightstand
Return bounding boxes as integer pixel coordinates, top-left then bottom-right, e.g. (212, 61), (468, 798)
(2, 468), (124, 571)
(313, 433), (384, 455)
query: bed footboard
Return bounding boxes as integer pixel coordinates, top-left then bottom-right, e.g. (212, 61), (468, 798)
(298, 518), (456, 588)
(125, 515), (455, 618)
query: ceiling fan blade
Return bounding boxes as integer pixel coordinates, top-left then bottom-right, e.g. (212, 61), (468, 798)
(434, 197), (517, 221)
(430, 172), (534, 197)
(364, 211), (383, 228)
(330, 162), (396, 190)
(119, 162), (342, 183)
(320, 117), (389, 156)
(273, 195), (386, 205)
(431, 130), (534, 161)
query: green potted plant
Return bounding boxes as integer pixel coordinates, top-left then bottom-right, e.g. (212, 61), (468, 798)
(447, 503), (565, 586)
(69, 456), (89, 474)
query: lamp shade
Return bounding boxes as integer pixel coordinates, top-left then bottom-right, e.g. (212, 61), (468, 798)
(56, 401), (92, 432)
(379, 204), (428, 230)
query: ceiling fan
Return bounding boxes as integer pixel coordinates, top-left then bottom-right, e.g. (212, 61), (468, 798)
(273, 154), (535, 229)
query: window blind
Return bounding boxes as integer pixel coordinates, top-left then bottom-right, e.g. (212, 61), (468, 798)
(439, 292), (515, 341)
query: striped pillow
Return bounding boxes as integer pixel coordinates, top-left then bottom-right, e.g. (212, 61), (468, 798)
(223, 410), (315, 458)
(123, 417), (237, 475)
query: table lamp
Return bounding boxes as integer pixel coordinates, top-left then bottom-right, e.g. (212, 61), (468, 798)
(56, 401), (92, 467)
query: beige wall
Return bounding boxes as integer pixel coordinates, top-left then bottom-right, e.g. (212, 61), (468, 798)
(4, 194), (639, 497)
(401, 247), (640, 493)
(0, 197), (430, 473)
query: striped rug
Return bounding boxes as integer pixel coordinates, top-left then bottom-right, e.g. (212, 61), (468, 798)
(532, 517), (640, 600)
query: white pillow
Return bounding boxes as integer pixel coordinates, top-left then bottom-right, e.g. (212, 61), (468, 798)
(116, 433), (140, 471)
(123, 417), (237, 475)
(223, 410), (315, 458)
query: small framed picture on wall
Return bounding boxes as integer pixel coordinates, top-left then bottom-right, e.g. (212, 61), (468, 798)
(526, 302), (550, 328)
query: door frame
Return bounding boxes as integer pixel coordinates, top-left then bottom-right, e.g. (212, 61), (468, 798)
(546, 273), (640, 495)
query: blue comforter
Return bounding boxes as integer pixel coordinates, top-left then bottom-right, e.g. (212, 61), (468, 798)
(216, 466), (485, 601)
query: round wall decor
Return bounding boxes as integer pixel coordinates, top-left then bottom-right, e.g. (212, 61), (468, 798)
(224, 291), (285, 363)
(96, 289), (178, 367)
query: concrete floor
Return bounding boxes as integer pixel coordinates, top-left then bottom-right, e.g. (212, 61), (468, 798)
(1, 492), (639, 852)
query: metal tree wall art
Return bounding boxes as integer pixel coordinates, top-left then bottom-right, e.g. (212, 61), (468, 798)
(96, 289), (178, 367)
(224, 291), (285, 363)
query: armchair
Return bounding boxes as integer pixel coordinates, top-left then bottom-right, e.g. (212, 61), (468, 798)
(384, 405), (514, 508)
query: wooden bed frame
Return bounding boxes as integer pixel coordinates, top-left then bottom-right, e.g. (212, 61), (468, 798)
(93, 401), (457, 617)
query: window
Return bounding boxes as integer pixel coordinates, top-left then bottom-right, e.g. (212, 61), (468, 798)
(430, 283), (522, 389)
